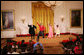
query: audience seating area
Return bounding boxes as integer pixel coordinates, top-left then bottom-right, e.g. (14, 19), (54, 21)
(1, 40), (43, 54)
(1, 33), (83, 54)
(61, 34), (83, 54)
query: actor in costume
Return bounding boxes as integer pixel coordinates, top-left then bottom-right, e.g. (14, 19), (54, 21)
(48, 24), (53, 38)
(55, 25), (60, 37)
(37, 22), (45, 41)
(28, 24), (36, 39)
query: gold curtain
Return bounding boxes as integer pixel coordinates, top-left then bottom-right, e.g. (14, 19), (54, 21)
(32, 2), (54, 34)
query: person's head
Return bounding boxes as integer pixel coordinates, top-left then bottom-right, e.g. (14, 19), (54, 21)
(76, 41), (80, 46)
(22, 40), (25, 43)
(37, 43), (40, 46)
(29, 23), (33, 25)
(16, 45), (18, 48)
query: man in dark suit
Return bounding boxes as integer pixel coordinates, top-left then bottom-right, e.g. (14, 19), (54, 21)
(28, 24), (36, 39)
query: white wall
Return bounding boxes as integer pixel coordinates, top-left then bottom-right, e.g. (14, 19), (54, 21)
(1, 1), (83, 38)
(1, 1), (32, 38)
(54, 1), (83, 34)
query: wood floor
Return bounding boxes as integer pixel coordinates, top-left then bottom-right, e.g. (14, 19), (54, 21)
(11, 35), (76, 54)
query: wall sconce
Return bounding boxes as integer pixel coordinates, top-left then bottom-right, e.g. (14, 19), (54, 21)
(21, 17), (25, 23)
(61, 15), (64, 22)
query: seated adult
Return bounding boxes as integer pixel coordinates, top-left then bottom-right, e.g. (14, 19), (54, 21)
(33, 42), (43, 54)
(12, 48), (20, 54)
(7, 48), (13, 54)
(2, 43), (12, 54)
(20, 40), (27, 48)
(28, 40), (35, 53)
(20, 40), (27, 53)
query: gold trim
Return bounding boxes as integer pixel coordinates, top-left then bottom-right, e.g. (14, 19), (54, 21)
(1, 12), (3, 30)
(70, 9), (82, 28)
(1, 10), (15, 31)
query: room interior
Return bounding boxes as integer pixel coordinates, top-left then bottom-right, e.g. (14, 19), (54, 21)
(1, 1), (83, 54)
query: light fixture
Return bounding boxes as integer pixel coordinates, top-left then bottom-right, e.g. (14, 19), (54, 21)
(21, 17), (25, 23)
(61, 15), (64, 22)
(42, 1), (63, 10)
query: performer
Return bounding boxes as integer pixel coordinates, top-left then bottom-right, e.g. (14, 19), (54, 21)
(37, 22), (45, 41)
(28, 24), (36, 39)
(48, 24), (53, 38)
(55, 25), (60, 37)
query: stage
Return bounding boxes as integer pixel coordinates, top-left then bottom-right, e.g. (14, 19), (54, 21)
(12, 34), (76, 54)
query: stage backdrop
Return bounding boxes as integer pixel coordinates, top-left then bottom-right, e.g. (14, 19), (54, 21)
(32, 2), (54, 34)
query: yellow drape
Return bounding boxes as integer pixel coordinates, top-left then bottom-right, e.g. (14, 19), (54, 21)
(32, 2), (54, 34)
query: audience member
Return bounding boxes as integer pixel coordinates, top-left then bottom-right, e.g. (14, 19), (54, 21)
(7, 48), (13, 54)
(74, 41), (83, 54)
(33, 42), (43, 54)
(12, 48), (20, 54)
(2, 39), (42, 54)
